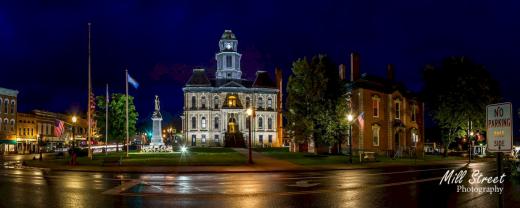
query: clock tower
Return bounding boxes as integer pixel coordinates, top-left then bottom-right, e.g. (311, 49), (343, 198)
(216, 30), (242, 80)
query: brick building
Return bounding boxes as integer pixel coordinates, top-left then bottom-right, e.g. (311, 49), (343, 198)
(0, 87), (18, 154)
(344, 53), (424, 157)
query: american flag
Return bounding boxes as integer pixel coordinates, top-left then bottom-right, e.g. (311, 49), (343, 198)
(357, 112), (365, 129)
(54, 119), (64, 137)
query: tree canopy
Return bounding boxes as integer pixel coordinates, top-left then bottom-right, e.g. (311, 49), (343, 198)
(422, 56), (501, 155)
(95, 93), (139, 144)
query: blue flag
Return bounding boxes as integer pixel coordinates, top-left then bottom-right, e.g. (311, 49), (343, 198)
(128, 74), (139, 89)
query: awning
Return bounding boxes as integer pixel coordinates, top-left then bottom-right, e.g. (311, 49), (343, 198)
(0, 140), (17, 145)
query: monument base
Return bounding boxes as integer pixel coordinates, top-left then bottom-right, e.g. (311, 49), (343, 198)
(141, 144), (173, 153)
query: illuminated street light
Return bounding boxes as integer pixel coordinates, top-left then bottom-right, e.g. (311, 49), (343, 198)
(347, 113), (354, 164)
(246, 107), (254, 164)
(181, 146), (187, 153)
(71, 116), (77, 149)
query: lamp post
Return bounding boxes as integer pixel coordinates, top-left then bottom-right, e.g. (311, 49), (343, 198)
(347, 113), (354, 164)
(71, 116), (77, 149)
(469, 131), (474, 163)
(246, 108), (255, 164)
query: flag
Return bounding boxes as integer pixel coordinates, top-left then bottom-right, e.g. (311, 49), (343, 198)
(54, 120), (64, 137)
(357, 112), (365, 129)
(127, 73), (139, 89)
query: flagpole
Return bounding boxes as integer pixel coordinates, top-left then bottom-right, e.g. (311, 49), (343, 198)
(87, 22), (92, 160)
(126, 69), (129, 157)
(105, 83), (109, 156)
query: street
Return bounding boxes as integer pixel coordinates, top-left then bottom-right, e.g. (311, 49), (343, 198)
(1, 160), (518, 208)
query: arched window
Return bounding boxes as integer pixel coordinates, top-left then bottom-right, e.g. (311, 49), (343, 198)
(258, 117), (263, 129)
(214, 96), (219, 109)
(246, 97), (250, 108)
(267, 118), (273, 130)
(372, 95), (380, 118)
(201, 117), (207, 129)
(10, 101), (15, 114)
(267, 97), (273, 109)
(411, 129), (419, 146)
(0, 117), (2, 130)
(411, 104), (417, 122)
(201, 97), (206, 109)
(372, 124), (380, 146)
(227, 95), (237, 107)
(10, 119), (15, 131)
(3, 119), (8, 131)
(191, 117), (197, 129)
(214, 117), (219, 129)
(191, 96), (197, 109)
(395, 100), (401, 120)
(4, 99), (8, 113)
(258, 97), (264, 109)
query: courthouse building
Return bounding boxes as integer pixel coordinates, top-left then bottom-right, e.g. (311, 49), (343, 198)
(182, 30), (283, 147)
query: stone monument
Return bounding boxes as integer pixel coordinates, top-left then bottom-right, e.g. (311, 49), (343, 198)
(149, 95), (165, 146)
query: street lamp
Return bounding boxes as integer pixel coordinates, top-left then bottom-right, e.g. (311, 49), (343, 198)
(246, 107), (255, 164)
(71, 116), (77, 149)
(347, 113), (354, 164)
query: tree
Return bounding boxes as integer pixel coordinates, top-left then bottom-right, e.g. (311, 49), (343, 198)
(95, 93), (139, 150)
(422, 57), (501, 157)
(286, 55), (348, 152)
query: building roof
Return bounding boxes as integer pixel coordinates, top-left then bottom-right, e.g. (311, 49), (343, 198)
(0, 87), (19, 97)
(221, 30), (236, 40)
(252, 71), (277, 88)
(185, 69), (211, 87)
(348, 73), (418, 98)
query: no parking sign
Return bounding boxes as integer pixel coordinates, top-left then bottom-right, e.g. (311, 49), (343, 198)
(486, 102), (513, 152)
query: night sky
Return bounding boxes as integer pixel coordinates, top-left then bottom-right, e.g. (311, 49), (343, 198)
(1, 1), (519, 132)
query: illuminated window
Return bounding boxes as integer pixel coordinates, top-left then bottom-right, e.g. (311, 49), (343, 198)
(214, 135), (219, 144)
(372, 96), (380, 118)
(412, 129), (419, 145)
(372, 124), (380, 146)
(202, 135), (206, 143)
(201, 97), (206, 109)
(227, 96), (237, 107)
(267, 97), (273, 109)
(201, 117), (207, 129)
(258, 97), (264, 109)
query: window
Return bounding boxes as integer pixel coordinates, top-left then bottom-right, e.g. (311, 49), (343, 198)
(258, 97), (264, 109)
(267, 97), (273, 109)
(372, 96), (380, 118)
(10, 119), (15, 131)
(268, 135), (273, 144)
(3, 119), (7, 131)
(412, 129), (419, 145)
(192, 135), (196, 145)
(214, 117), (219, 129)
(10, 101), (15, 114)
(214, 96), (219, 109)
(4, 100), (8, 113)
(226, 55), (232, 68)
(214, 135), (219, 144)
(267, 118), (273, 130)
(191, 117), (197, 129)
(201, 97), (206, 109)
(191, 96), (196, 109)
(201, 117), (207, 129)
(246, 97), (250, 108)
(372, 125), (380, 146)
(411, 104), (417, 122)
(227, 95), (237, 107)
(258, 117), (263, 129)
(259, 135), (263, 144)
(202, 135), (206, 143)
(395, 101), (401, 120)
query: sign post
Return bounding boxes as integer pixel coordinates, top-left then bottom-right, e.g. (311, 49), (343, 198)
(486, 102), (513, 208)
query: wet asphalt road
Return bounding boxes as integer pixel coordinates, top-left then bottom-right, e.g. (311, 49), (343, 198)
(0, 161), (518, 208)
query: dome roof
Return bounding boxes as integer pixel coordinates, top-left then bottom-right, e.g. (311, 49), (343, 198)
(221, 30), (236, 40)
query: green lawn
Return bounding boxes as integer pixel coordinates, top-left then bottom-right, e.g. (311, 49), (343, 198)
(25, 147), (247, 167)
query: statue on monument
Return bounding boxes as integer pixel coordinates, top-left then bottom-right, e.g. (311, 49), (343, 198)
(155, 95), (160, 111)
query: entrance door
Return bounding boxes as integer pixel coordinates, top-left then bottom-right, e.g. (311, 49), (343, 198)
(191, 135), (196, 146)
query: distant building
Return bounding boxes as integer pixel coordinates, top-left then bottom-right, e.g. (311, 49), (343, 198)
(344, 53), (424, 157)
(182, 30), (283, 147)
(0, 87), (18, 154)
(15, 110), (88, 154)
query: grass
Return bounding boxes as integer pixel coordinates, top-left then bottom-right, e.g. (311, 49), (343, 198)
(253, 147), (289, 152)
(25, 147), (247, 167)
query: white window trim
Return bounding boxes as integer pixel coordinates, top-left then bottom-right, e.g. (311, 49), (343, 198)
(372, 96), (380, 118)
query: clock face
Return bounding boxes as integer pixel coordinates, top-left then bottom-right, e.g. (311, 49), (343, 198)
(225, 42), (232, 50)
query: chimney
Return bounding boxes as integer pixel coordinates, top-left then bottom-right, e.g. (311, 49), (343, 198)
(387, 64), (394, 81)
(338, 64), (346, 80)
(350, 52), (360, 81)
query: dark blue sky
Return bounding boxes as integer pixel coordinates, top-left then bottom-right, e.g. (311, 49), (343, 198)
(1, 0), (519, 129)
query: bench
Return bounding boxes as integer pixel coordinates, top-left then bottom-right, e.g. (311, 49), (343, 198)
(102, 157), (120, 166)
(362, 152), (377, 162)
